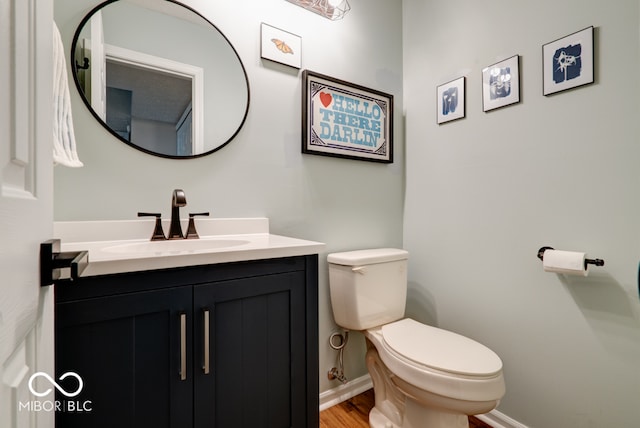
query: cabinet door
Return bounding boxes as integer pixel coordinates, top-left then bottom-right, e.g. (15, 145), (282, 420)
(55, 287), (193, 428)
(194, 272), (306, 428)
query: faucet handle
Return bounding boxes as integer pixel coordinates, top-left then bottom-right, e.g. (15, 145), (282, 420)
(185, 212), (210, 239)
(138, 212), (166, 241)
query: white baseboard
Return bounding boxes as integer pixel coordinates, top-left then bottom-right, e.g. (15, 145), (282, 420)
(319, 374), (373, 411)
(319, 375), (529, 428)
(475, 409), (529, 428)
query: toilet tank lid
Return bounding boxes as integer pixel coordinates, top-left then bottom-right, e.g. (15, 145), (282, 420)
(327, 248), (409, 266)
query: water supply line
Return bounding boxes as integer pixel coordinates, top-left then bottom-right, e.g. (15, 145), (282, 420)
(327, 331), (349, 384)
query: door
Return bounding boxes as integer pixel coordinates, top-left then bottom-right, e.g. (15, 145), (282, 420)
(193, 272), (307, 428)
(0, 0), (55, 427)
(89, 10), (106, 120)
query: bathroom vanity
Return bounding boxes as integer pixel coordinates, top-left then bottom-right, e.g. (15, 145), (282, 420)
(52, 219), (323, 428)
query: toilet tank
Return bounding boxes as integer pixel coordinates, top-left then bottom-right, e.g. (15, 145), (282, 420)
(328, 248), (409, 330)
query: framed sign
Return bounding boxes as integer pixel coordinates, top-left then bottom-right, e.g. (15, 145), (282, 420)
(482, 55), (520, 112)
(543, 26), (594, 96)
(437, 76), (465, 124)
(302, 70), (393, 163)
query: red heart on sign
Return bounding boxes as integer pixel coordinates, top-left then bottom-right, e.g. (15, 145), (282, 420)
(319, 92), (332, 108)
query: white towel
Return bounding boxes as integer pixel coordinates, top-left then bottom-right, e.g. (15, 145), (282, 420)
(53, 23), (83, 167)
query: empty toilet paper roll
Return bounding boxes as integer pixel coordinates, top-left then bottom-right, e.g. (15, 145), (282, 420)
(542, 250), (589, 276)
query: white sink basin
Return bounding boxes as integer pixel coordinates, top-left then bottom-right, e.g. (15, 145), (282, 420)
(103, 238), (250, 255)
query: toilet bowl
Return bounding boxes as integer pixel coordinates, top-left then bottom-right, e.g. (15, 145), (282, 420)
(327, 249), (505, 428)
(365, 319), (505, 427)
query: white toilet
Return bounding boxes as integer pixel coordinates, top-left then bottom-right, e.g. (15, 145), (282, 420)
(328, 248), (505, 428)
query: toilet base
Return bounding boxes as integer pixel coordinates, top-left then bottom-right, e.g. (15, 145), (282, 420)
(368, 398), (469, 428)
(404, 398), (469, 428)
(370, 407), (398, 428)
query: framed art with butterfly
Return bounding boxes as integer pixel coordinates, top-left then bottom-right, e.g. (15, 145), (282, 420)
(261, 23), (301, 69)
(302, 70), (394, 163)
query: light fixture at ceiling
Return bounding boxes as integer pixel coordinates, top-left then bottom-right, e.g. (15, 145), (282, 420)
(285, 0), (351, 21)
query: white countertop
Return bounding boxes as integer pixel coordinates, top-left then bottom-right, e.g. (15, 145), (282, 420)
(54, 218), (325, 277)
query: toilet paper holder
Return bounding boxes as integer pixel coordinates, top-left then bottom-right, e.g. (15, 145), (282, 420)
(537, 246), (605, 268)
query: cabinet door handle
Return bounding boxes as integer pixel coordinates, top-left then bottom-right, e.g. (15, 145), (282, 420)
(203, 309), (210, 375)
(180, 313), (187, 381)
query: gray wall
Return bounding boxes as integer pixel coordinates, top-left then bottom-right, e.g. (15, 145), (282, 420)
(54, 0), (404, 395)
(403, 0), (640, 427)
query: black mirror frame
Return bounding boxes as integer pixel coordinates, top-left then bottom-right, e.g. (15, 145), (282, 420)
(70, 0), (251, 159)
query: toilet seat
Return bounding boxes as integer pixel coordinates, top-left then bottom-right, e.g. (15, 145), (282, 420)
(364, 318), (505, 402)
(381, 318), (503, 377)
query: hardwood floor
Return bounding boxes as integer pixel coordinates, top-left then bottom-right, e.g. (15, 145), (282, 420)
(319, 389), (493, 427)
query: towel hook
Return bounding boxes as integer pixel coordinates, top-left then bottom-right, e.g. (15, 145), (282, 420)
(75, 57), (90, 72)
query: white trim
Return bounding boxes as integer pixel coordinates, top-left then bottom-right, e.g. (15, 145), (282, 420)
(476, 409), (530, 428)
(319, 375), (530, 428)
(319, 374), (373, 411)
(89, 11), (106, 120)
(103, 43), (204, 154)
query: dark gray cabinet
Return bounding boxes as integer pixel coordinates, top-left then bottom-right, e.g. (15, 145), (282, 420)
(55, 256), (319, 428)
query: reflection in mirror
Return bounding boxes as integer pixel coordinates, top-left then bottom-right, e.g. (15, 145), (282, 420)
(72, 0), (250, 158)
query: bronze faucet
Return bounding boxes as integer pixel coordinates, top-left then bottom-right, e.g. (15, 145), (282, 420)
(140, 190), (208, 241)
(168, 189), (187, 239)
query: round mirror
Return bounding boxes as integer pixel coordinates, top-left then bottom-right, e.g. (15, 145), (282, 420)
(71, 0), (250, 158)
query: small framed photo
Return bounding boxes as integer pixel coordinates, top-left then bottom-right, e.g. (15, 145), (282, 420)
(437, 77), (465, 124)
(482, 55), (520, 112)
(543, 26), (594, 96)
(302, 70), (393, 163)
(260, 23), (301, 69)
